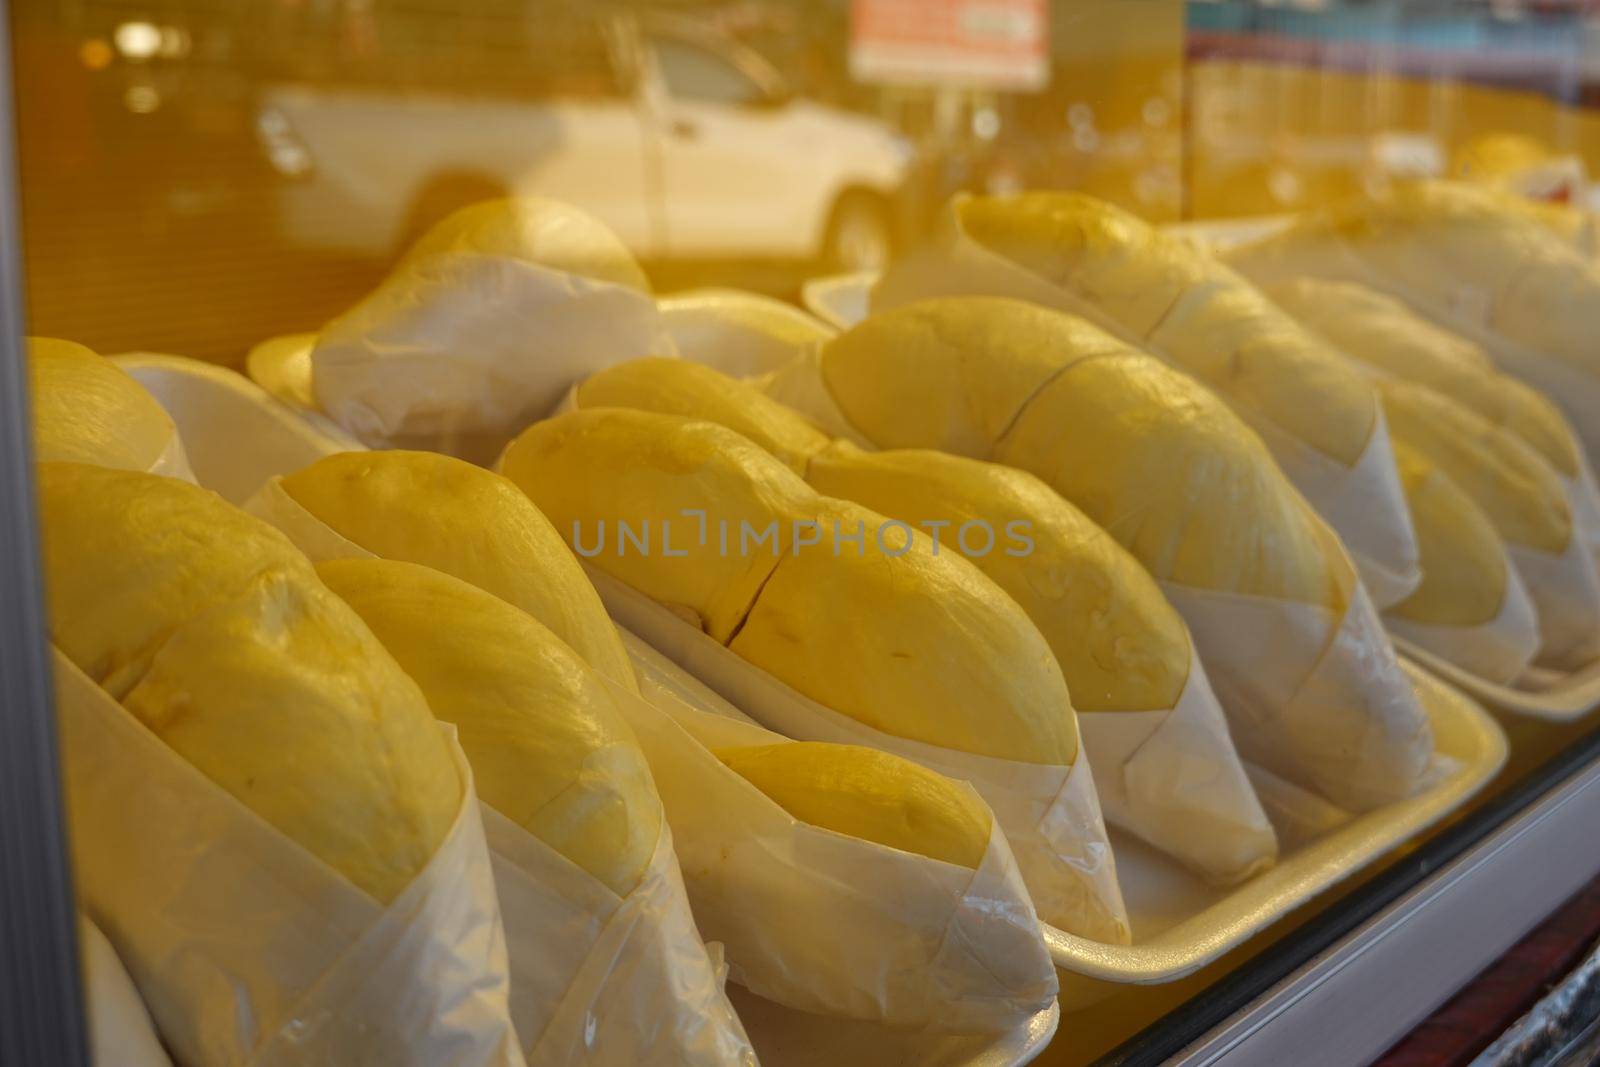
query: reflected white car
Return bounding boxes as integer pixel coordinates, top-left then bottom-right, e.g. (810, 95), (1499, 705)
(258, 14), (911, 271)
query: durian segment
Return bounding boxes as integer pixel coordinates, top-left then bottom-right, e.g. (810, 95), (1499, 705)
(396, 196), (651, 293)
(122, 568), (459, 903)
(576, 357), (828, 474)
(1386, 443), (1510, 627)
(1378, 380), (1571, 554)
(318, 558), (660, 895)
(1003, 359), (1336, 607)
(40, 463), (457, 904)
(1242, 181), (1600, 378)
(818, 298), (1338, 605)
(714, 741), (992, 869)
(1266, 277), (1581, 476)
(38, 462), (317, 698)
(820, 297), (1118, 456)
(29, 338), (178, 472)
(806, 441), (1191, 713)
(500, 408), (813, 642)
(279, 450), (637, 692)
(729, 498), (1078, 765)
(956, 192), (1377, 466)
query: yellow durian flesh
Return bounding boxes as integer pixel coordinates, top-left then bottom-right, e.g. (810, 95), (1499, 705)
(40, 463), (457, 904)
(29, 338), (177, 472)
(279, 450), (637, 693)
(1266, 277), (1580, 477)
(576, 357), (828, 474)
(715, 742), (992, 869)
(820, 297), (1119, 457)
(122, 568), (459, 903)
(1379, 380), (1571, 554)
(958, 194), (1377, 466)
(318, 558), (660, 895)
(729, 498), (1079, 765)
(805, 441), (1191, 713)
(500, 408), (814, 642)
(997, 356), (1339, 606)
(38, 462), (319, 697)
(1385, 443), (1509, 627)
(396, 196), (651, 293)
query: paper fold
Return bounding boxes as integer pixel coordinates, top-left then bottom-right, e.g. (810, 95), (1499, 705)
(1078, 656), (1277, 886)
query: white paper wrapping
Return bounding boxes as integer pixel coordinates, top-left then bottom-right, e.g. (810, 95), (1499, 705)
(310, 251), (674, 450)
(656, 291), (836, 379)
(1508, 532), (1600, 670)
(484, 808), (755, 1066)
(56, 650), (527, 1067)
(1077, 658), (1276, 886)
(869, 196), (1422, 608)
(577, 562), (1130, 946)
(239, 478), (757, 1066)
(81, 916), (174, 1067)
(1384, 553), (1541, 685)
(1159, 519), (1435, 813)
(604, 673), (1059, 1033)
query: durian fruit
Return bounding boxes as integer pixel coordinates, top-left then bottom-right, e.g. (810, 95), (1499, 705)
(499, 407), (813, 644)
(575, 357), (829, 474)
(1228, 181), (1600, 380)
(1377, 380), (1571, 556)
(278, 450), (637, 692)
(715, 741), (992, 869)
(953, 192), (1378, 467)
(805, 441), (1190, 714)
(821, 298), (1339, 607)
(502, 408), (1078, 766)
(731, 498), (1078, 765)
(1265, 277), (1581, 477)
(29, 338), (177, 472)
(39, 463), (458, 903)
(318, 558), (661, 894)
(1385, 442), (1511, 627)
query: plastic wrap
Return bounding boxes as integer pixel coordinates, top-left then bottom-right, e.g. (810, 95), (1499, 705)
(603, 676), (1059, 1033)
(1507, 533), (1600, 669)
(574, 560), (1130, 946)
(868, 197), (1422, 608)
(765, 347), (1433, 813)
(56, 650), (527, 1067)
(239, 478), (756, 1065)
(656, 290), (836, 379)
(1385, 558), (1541, 685)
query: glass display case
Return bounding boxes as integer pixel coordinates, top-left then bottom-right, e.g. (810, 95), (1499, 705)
(6, 2), (1600, 1065)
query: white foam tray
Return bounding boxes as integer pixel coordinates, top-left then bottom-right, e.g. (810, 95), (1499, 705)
(116, 352), (1059, 1067)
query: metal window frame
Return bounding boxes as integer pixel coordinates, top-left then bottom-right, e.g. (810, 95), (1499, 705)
(0, 1), (91, 1062)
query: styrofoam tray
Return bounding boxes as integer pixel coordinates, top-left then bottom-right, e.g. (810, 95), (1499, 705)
(1393, 640), (1600, 721)
(122, 352), (1060, 1066)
